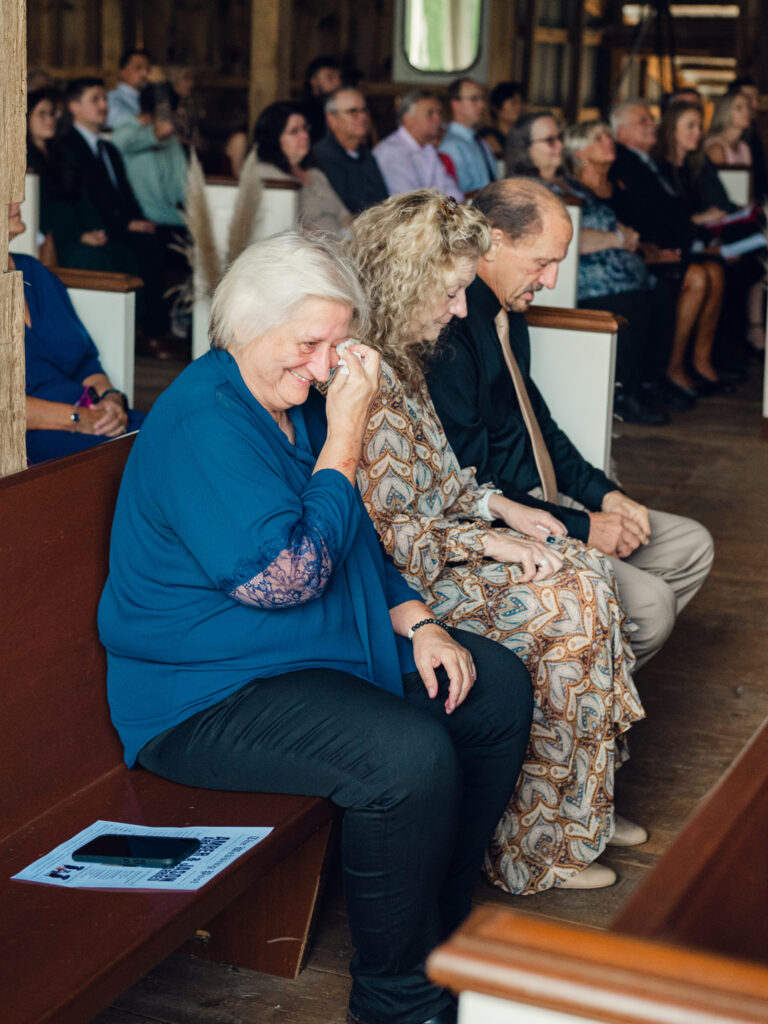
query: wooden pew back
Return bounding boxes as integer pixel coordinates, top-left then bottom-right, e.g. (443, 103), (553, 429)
(526, 305), (619, 474)
(0, 435), (133, 836)
(9, 171), (40, 258)
(538, 202), (581, 310)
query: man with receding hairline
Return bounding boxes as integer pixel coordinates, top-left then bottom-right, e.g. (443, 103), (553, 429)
(426, 177), (713, 669)
(373, 89), (464, 201)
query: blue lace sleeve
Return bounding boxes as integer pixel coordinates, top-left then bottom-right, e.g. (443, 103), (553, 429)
(220, 517), (338, 609)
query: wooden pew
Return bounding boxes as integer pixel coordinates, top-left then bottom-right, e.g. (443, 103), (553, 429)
(9, 171), (40, 258)
(428, 713), (768, 1023)
(191, 176), (300, 360)
(526, 306), (619, 474)
(0, 436), (336, 1024)
(715, 164), (753, 207)
(50, 267), (142, 405)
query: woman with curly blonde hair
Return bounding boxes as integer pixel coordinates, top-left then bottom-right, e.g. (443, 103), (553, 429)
(348, 188), (646, 893)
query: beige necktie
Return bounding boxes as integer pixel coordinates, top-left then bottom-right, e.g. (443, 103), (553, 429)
(494, 309), (559, 503)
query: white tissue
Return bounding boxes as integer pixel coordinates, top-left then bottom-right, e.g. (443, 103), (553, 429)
(336, 339), (364, 376)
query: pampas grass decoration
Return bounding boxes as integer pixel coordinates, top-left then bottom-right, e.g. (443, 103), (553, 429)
(183, 149), (220, 298)
(228, 149), (263, 266)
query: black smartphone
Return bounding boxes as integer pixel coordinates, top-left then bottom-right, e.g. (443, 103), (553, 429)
(71, 834), (201, 868)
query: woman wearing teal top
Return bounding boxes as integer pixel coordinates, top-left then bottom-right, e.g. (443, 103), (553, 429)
(98, 233), (532, 1024)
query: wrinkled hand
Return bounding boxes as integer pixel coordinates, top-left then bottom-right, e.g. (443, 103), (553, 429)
(483, 531), (564, 581)
(601, 490), (651, 540)
(618, 222), (640, 251)
(640, 242), (681, 265)
(489, 494), (566, 540)
(412, 624), (476, 714)
(325, 343), (380, 437)
(80, 230), (108, 247)
(92, 394), (128, 437)
(154, 119), (175, 140)
(128, 219), (156, 234)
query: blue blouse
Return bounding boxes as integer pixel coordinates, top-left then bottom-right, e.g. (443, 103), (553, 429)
(17, 253), (104, 403)
(546, 178), (650, 301)
(99, 348), (419, 766)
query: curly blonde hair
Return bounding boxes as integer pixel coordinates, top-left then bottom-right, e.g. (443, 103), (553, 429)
(346, 189), (491, 391)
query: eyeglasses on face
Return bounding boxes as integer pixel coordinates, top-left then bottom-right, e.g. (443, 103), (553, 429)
(336, 106), (368, 117)
(530, 133), (562, 147)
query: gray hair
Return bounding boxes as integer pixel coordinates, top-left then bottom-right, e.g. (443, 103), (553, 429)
(210, 231), (368, 353)
(609, 99), (650, 134)
(562, 119), (611, 172)
(324, 86), (362, 116)
(708, 91), (740, 138)
(397, 89), (439, 125)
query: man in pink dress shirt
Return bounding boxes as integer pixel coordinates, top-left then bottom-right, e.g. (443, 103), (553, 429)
(374, 90), (465, 202)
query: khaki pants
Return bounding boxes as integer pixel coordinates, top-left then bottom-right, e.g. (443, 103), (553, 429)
(530, 490), (714, 669)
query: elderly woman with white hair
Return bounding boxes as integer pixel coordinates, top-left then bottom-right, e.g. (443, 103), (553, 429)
(98, 232), (532, 1024)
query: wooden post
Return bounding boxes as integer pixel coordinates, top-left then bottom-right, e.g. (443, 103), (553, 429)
(0, 0), (27, 478)
(564, 0), (587, 124)
(488, 0), (518, 88)
(248, 0), (292, 135)
(100, 0), (124, 78)
(521, 0), (541, 105)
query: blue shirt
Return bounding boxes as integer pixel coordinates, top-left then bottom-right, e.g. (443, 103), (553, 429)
(99, 349), (418, 766)
(107, 82), (140, 129)
(438, 122), (496, 193)
(17, 253), (104, 403)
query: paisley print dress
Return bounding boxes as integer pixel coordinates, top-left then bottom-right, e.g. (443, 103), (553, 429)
(357, 360), (645, 894)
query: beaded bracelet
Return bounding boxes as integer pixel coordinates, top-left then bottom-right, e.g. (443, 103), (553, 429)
(407, 618), (450, 640)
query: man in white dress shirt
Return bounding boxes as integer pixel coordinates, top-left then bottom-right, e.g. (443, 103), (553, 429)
(374, 90), (464, 202)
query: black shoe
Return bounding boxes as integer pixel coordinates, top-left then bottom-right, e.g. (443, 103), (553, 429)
(613, 392), (670, 425)
(691, 371), (734, 396)
(641, 381), (695, 412)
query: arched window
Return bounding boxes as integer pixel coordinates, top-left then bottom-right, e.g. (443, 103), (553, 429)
(393, 0), (489, 83)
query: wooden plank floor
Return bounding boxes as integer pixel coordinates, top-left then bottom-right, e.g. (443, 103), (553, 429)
(93, 360), (768, 1024)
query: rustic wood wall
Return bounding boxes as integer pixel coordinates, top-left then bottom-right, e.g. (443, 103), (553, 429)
(1, 0), (27, 478)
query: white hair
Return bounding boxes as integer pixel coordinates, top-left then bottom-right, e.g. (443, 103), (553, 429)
(609, 99), (650, 134)
(209, 231), (368, 353)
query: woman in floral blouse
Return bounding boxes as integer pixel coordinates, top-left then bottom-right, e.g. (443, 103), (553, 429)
(347, 189), (646, 893)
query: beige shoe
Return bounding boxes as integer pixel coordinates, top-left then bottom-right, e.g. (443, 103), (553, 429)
(608, 813), (649, 848)
(559, 862), (617, 889)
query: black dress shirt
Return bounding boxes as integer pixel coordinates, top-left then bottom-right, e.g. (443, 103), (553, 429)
(311, 133), (388, 215)
(425, 277), (618, 543)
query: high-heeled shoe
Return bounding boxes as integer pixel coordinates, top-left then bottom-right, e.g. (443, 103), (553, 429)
(663, 376), (697, 400)
(691, 371), (734, 396)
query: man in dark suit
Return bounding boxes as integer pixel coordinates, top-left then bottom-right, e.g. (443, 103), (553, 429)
(607, 100), (695, 253)
(312, 86), (388, 215)
(55, 77), (175, 355)
(426, 178), (713, 670)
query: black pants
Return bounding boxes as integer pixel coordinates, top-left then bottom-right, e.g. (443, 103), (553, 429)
(138, 629), (532, 1024)
(580, 283), (673, 394)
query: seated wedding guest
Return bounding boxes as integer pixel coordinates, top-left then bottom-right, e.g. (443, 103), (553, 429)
(26, 87), (61, 172)
(480, 80), (526, 158)
(252, 101), (352, 235)
(425, 179), (714, 672)
(26, 86), (70, 260)
(705, 90), (753, 165)
(608, 100), (726, 397)
(373, 89), (464, 201)
(303, 55), (343, 143)
(107, 49), (152, 128)
(112, 83), (188, 235)
(508, 114), (669, 423)
(54, 77), (177, 358)
(349, 189), (646, 893)
(166, 64), (202, 149)
(654, 101), (764, 386)
(727, 75), (767, 202)
(8, 203), (144, 465)
(312, 86), (388, 215)
(439, 78), (497, 193)
(98, 231), (532, 1024)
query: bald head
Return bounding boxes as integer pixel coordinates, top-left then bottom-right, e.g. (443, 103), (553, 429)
(473, 177), (570, 243)
(472, 178), (572, 311)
